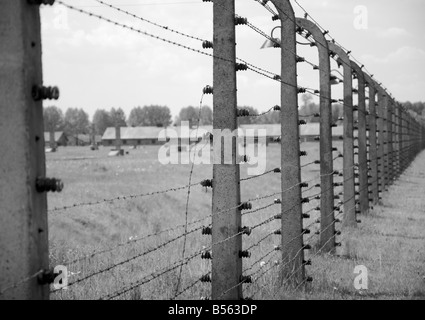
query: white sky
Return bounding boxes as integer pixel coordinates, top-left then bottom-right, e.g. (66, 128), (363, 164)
(40, 0), (425, 121)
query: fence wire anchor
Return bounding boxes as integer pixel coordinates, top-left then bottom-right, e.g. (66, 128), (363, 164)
(36, 177), (64, 193)
(32, 85), (60, 101)
(239, 226), (252, 236)
(37, 268), (56, 285)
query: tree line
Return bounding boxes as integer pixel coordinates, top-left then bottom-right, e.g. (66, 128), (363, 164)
(44, 94), (425, 137)
(43, 105), (213, 137)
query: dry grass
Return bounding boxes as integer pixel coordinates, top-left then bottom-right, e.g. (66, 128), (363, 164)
(47, 142), (425, 300)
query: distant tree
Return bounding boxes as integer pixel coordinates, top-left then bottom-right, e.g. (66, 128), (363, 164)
(332, 104), (343, 123)
(109, 107), (127, 127)
(412, 102), (425, 115)
(64, 108), (90, 135)
(200, 106), (213, 125)
(257, 110), (280, 124)
(43, 106), (64, 132)
(149, 105), (172, 127)
(402, 101), (425, 117)
(299, 93), (318, 119)
(64, 108), (90, 144)
(306, 103), (320, 123)
(128, 105), (172, 127)
(403, 101), (413, 111)
(175, 105), (214, 127)
(176, 106), (200, 127)
(301, 93), (313, 109)
(93, 109), (112, 135)
(128, 106), (145, 127)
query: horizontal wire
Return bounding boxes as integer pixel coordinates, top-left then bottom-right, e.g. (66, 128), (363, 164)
(244, 106), (279, 117)
(219, 249), (280, 300)
(94, 0), (206, 42)
(61, 214), (208, 267)
(102, 247), (201, 300)
(241, 202), (279, 217)
(255, 0), (277, 16)
(250, 207), (348, 298)
(171, 272), (210, 300)
(301, 160), (320, 168)
(49, 181), (203, 213)
(214, 176), (384, 300)
(244, 246), (279, 276)
(244, 232), (276, 253)
(0, 270), (44, 296)
(240, 168), (279, 182)
(103, 228), (246, 300)
(51, 224), (204, 293)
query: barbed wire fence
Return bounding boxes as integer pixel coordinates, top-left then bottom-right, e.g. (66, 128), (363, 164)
(1, 0), (425, 300)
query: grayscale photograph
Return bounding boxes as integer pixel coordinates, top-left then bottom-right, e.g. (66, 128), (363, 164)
(0, 0), (424, 305)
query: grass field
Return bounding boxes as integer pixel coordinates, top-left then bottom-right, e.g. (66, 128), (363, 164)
(46, 141), (425, 300)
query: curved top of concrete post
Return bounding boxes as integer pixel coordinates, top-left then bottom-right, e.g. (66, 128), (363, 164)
(295, 17), (328, 50)
(363, 72), (376, 88)
(269, 0), (295, 21)
(327, 41), (351, 70)
(375, 83), (387, 96)
(350, 60), (365, 85)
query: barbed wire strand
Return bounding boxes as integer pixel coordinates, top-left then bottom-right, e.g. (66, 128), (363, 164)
(0, 270), (44, 296)
(93, 0), (206, 42)
(174, 91), (206, 297)
(50, 224), (204, 294)
(102, 228), (246, 300)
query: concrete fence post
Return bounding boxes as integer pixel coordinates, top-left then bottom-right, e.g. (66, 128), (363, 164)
(392, 102), (398, 177)
(364, 75), (378, 204)
(395, 103), (402, 177)
(327, 42), (356, 228)
(49, 130), (56, 151)
(295, 18), (335, 253)
(381, 92), (389, 191)
(407, 113), (412, 165)
(91, 123), (98, 150)
(0, 0), (51, 299)
(376, 88), (386, 199)
(403, 109), (408, 171)
(403, 109), (410, 165)
(270, 0), (305, 285)
(400, 108), (404, 171)
(350, 62), (368, 215)
(115, 126), (122, 153)
(211, 0), (242, 300)
(387, 99), (393, 185)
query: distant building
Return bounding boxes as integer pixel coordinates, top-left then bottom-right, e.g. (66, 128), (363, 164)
(101, 123), (344, 146)
(68, 134), (102, 146)
(44, 131), (68, 147)
(102, 127), (171, 146)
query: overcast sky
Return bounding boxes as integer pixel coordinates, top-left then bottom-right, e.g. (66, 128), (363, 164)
(40, 0), (425, 121)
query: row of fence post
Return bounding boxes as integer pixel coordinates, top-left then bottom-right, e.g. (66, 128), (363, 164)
(210, 0), (425, 300)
